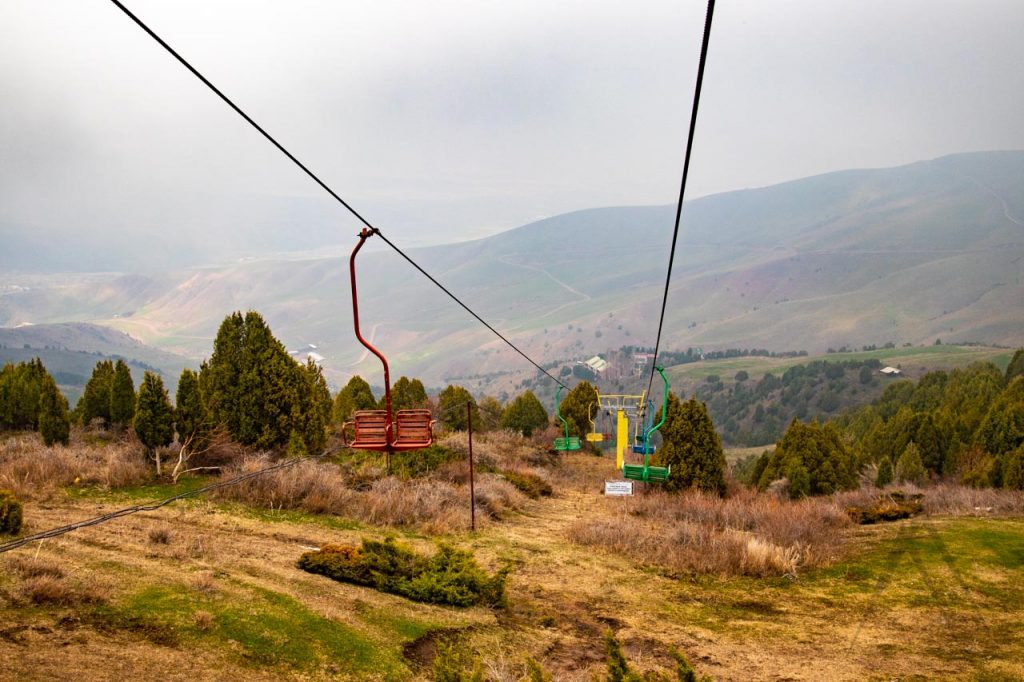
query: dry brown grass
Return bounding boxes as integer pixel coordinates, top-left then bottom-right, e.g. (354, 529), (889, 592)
(15, 574), (108, 606)
(0, 432), (149, 500)
(570, 488), (851, 577)
(212, 454), (527, 533)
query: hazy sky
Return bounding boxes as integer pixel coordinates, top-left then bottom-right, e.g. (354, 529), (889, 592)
(2, 0), (1023, 264)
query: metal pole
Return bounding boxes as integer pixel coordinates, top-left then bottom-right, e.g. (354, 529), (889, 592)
(467, 401), (476, 532)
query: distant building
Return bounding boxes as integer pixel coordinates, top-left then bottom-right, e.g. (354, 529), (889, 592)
(288, 344), (325, 365)
(879, 366), (902, 376)
(633, 353), (655, 375)
(585, 355), (609, 373)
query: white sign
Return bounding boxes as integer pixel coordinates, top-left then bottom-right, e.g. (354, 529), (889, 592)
(604, 480), (633, 496)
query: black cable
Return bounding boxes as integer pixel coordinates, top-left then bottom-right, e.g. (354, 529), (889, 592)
(106, 0), (564, 392)
(646, 0), (716, 402)
(0, 445), (343, 554)
(374, 232), (567, 389)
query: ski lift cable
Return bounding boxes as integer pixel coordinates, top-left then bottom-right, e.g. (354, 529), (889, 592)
(645, 0), (717, 403)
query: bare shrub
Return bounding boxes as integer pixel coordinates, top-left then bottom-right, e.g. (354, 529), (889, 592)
(570, 489), (850, 577)
(190, 572), (218, 595)
(7, 555), (64, 579)
(212, 453), (525, 533)
(193, 609), (215, 631)
(18, 575), (106, 606)
(0, 433), (149, 500)
(148, 527), (173, 545)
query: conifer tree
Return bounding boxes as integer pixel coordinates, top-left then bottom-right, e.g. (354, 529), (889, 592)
(1006, 348), (1024, 384)
(199, 311), (327, 451)
(134, 371), (174, 474)
(38, 373), (70, 446)
(438, 384), (478, 431)
(174, 368), (207, 450)
(875, 456), (894, 487)
(759, 419), (857, 497)
(1003, 445), (1024, 490)
(558, 381), (599, 440)
(504, 391), (547, 436)
(655, 393), (727, 495)
(0, 359), (47, 430)
(388, 376), (429, 411)
(332, 375), (378, 423)
(500, 391), (548, 436)
(109, 359), (136, 428)
(477, 396), (503, 432)
(78, 359), (115, 427)
(895, 442), (927, 484)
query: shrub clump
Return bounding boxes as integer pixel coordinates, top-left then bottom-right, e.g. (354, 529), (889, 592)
(500, 470), (552, 499)
(1, 489), (23, 535)
(845, 491), (924, 524)
(297, 537), (508, 608)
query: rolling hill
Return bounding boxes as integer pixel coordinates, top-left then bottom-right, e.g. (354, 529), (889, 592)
(1, 150), (1022, 394)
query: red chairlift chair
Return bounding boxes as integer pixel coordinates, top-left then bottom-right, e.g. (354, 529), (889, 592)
(342, 228), (435, 460)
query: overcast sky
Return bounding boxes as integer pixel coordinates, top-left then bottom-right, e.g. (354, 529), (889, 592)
(2, 0), (1023, 264)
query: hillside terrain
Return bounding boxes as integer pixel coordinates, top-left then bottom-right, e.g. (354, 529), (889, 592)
(2, 151), (1022, 393)
(0, 323), (196, 405)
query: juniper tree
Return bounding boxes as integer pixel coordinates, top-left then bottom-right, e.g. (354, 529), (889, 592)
(38, 373), (70, 446)
(501, 391), (548, 436)
(134, 371), (175, 475)
(174, 368), (207, 450)
(78, 359), (114, 427)
(558, 380), (599, 440)
(388, 376), (429, 411)
(875, 456), (894, 487)
(895, 441), (927, 484)
(477, 396), (503, 432)
(654, 393), (727, 496)
(438, 384), (478, 431)
(0, 359), (48, 430)
(332, 375), (378, 424)
(500, 391), (548, 436)
(759, 419), (857, 498)
(109, 359), (136, 428)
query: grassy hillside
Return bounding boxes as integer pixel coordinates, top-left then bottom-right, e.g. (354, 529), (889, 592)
(2, 151), (1022, 392)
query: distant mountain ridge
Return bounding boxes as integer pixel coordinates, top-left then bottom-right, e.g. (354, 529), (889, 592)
(1, 151), (1022, 393)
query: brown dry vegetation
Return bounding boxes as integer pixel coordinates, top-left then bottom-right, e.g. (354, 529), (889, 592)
(570, 488), (852, 577)
(0, 433), (149, 500)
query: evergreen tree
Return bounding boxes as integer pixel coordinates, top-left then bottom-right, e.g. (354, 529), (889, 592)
(0, 359), (48, 430)
(501, 391), (548, 436)
(558, 381), (599, 439)
(299, 358), (331, 454)
(1006, 348), (1024, 384)
(477, 396), (503, 432)
(1003, 445), (1024, 490)
(437, 384), (478, 431)
(387, 376), (428, 411)
(875, 457), (894, 487)
(332, 375), (378, 423)
(895, 442), (927, 484)
(78, 359), (114, 427)
(38, 373), (70, 446)
(654, 393), (727, 495)
(199, 311), (325, 451)
(134, 371), (175, 474)
(500, 391), (549, 436)
(759, 419), (857, 497)
(109, 359), (136, 428)
(174, 368), (207, 449)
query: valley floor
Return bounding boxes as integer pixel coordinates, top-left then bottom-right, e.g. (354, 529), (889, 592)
(2, 455), (1023, 681)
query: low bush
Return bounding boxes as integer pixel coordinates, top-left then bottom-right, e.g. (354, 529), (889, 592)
(297, 537), (508, 608)
(0, 488), (22, 534)
(500, 469), (552, 499)
(844, 491), (924, 524)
